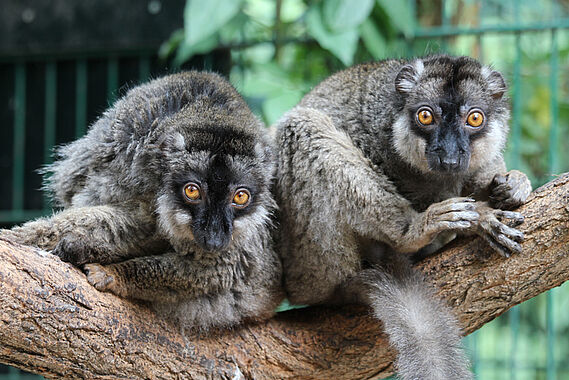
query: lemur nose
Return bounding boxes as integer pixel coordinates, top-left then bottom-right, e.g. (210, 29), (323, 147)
(440, 156), (460, 171)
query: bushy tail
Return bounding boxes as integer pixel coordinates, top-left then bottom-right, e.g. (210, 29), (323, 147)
(345, 249), (473, 380)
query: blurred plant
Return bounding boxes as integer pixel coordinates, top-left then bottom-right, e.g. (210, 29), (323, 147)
(160, 0), (416, 125)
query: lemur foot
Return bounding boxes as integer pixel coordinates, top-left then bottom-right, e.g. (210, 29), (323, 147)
(490, 170), (532, 210)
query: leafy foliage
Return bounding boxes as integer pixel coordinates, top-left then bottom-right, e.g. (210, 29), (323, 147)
(161, 0), (415, 125)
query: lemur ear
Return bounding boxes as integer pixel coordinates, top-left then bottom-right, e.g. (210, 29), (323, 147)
(482, 67), (507, 99)
(148, 122), (185, 153)
(164, 132), (186, 151)
(395, 61), (424, 94)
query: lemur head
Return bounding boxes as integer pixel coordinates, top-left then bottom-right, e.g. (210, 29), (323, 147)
(155, 102), (275, 254)
(392, 55), (509, 174)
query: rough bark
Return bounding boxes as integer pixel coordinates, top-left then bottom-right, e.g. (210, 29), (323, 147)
(1, 173), (568, 380)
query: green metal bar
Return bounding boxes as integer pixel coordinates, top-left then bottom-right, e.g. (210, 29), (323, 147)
(509, 4), (522, 377)
(43, 61), (57, 211)
(107, 56), (119, 103)
(440, 0), (451, 51)
(510, 2), (522, 170)
(13, 63), (26, 213)
(475, 1), (483, 62)
(548, 29), (560, 177)
(471, 330), (480, 377)
(413, 20), (569, 38)
(546, 28), (559, 380)
(203, 54), (213, 71)
(139, 56), (151, 83)
(546, 291), (556, 380)
(406, 0), (417, 56)
(44, 62), (57, 165)
(75, 59), (87, 138)
(509, 305), (520, 380)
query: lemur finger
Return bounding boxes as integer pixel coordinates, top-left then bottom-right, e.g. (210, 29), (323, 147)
(84, 263), (115, 291)
(491, 173), (507, 187)
(491, 231), (522, 255)
(495, 210), (524, 227)
(430, 198), (476, 216)
(439, 221), (473, 230)
(479, 213), (524, 242)
(479, 218), (523, 256)
(435, 211), (479, 223)
(435, 197), (476, 206)
(489, 219), (524, 243)
(480, 234), (514, 258)
(491, 182), (512, 198)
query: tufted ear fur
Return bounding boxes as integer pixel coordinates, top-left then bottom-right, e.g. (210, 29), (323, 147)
(163, 131), (186, 151)
(395, 60), (424, 94)
(482, 66), (507, 99)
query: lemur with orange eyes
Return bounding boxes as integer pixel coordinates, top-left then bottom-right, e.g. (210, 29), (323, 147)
(274, 55), (531, 379)
(2, 71), (284, 330)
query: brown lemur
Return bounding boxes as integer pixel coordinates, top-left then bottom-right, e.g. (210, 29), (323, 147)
(274, 55), (531, 379)
(1, 71), (284, 330)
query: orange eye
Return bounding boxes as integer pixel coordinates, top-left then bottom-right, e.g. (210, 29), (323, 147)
(466, 110), (484, 128)
(183, 183), (201, 203)
(417, 108), (434, 126)
(232, 189), (250, 208)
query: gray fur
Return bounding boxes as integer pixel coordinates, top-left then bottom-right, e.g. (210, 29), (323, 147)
(2, 71), (284, 330)
(274, 55), (531, 379)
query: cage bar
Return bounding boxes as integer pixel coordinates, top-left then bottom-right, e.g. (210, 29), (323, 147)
(12, 63), (26, 214)
(107, 57), (119, 103)
(75, 60), (87, 138)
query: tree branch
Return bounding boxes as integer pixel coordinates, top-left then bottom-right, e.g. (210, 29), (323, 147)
(1, 174), (568, 380)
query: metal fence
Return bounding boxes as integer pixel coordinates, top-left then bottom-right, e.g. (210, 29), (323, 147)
(1, 0), (568, 379)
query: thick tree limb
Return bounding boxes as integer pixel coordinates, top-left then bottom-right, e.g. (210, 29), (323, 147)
(1, 174), (568, 380)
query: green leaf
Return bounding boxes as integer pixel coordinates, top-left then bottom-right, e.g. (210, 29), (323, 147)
(218, 12), (248, 44)
(239, 62), (301, 97)
(262, 91), (304, 125)
(173, 34), (218, 66)
(243, 0), (274, 27)
(323, 0), (375, 32)
(376, 0), (414, 38)
(280, 0), (307, 23)
(159, 29), (185, 60)
(184, 0), (243, 46)
(306, 4), (359, 66)
(359, 19), (386, 59)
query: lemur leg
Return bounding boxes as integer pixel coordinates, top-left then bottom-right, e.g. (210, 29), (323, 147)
(84, 252), (233, 303)
(1, 205), (165, 265)
(86, 252), (280, 329)
(337, 249), (473, 380)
